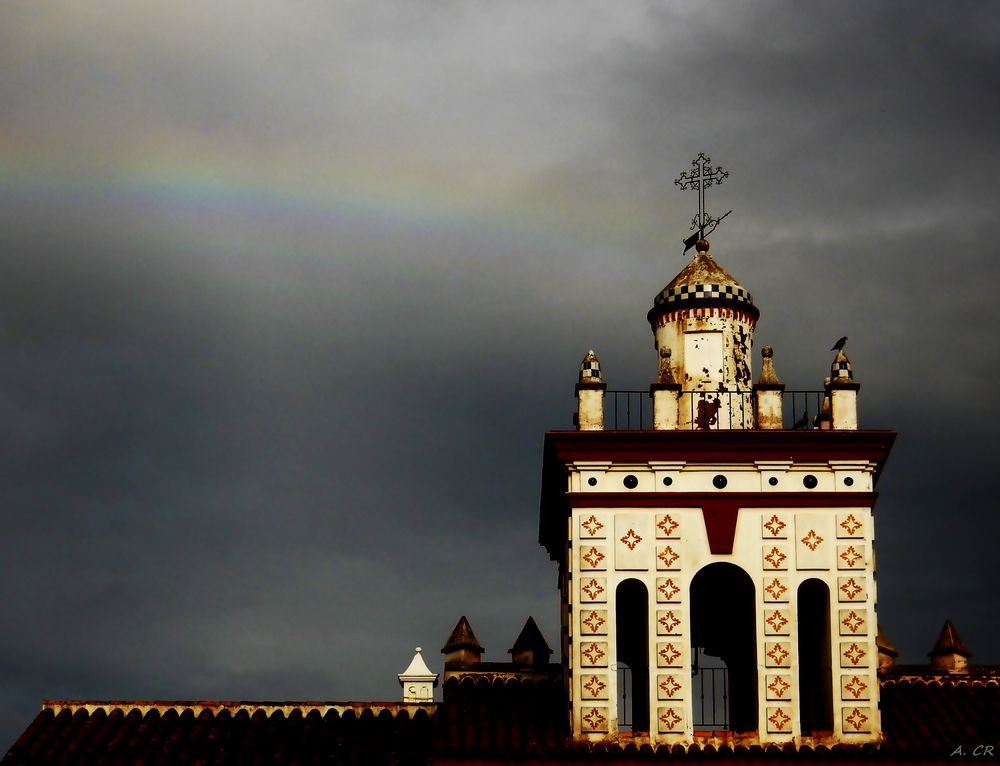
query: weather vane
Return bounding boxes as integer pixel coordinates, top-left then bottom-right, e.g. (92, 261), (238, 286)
(674, 152), (733, 253)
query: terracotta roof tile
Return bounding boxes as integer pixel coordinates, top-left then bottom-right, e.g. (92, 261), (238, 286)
(5, 676), (999, 763)
(2, 703), (435, 766)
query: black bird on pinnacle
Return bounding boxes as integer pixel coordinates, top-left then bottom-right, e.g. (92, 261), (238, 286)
(831, 336), (848, 352)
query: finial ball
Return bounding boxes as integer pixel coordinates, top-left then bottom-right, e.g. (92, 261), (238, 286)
(695, 239), (710, 252)
(761, 345), (773, 359)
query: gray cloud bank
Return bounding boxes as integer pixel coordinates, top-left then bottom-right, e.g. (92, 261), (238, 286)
(0, 0), (998, 748)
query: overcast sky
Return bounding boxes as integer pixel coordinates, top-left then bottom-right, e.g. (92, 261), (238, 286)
(1, 0), (998, 748)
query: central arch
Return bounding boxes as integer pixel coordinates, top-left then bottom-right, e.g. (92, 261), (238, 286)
(690, 562), (757, 733)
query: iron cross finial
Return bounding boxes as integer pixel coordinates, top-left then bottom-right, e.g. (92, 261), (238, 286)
(675, 153), (732, 251)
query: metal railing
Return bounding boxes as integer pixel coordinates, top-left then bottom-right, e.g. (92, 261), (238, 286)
(691, 649), (730, 731)
(680, 391), (753, 430)
(617, 663), (633, 730)
(782, 390), (826, 430)
(603, 389), (825, 431)
(609, 391), (652, 430)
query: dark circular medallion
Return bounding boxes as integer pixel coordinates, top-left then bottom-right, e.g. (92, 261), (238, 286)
(623, 474), (638, 489)
(768, 477), (778, 486)
(803, 474), (818, 489)
(588, 477), (598, 487)
(844, 477), (854, 487)
(663, 476), (673, 487)
(713, 475), (728, 489)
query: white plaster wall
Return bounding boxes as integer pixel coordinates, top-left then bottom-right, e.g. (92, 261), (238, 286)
(565, 460), (879, 747)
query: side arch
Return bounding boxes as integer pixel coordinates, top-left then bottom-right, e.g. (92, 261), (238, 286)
(798, 578), (833, 734)
(615, 579), (649, 733)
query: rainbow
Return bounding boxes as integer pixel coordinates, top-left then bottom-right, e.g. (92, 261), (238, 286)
(0, 138), (660, 264)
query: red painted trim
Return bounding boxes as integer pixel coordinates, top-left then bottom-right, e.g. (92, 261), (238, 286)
(544, 428), (895, 465)
(539, 429), (894, 561)
(703, 500), (740, 554)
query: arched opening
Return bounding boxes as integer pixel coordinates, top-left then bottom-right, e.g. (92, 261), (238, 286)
(798, 579), (833, 734)
(690, 563), (757, 733)
(615, 579), (649, 733)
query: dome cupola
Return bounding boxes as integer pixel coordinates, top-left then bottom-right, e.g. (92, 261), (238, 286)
(647, 240), (758, 429)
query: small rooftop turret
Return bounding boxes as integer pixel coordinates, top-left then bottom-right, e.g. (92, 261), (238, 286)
(575, 350), (606, 431)
(398, 647), (438, 702)
(876, 624), (898, 674)
(929, 619), (971, 674)
(441, 616), (484, 669)
(508, 616), (552, 669)
(829, 346), (861, 430)
(753, 345), (785, 429)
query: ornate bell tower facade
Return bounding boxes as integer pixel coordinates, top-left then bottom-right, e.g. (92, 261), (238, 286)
(539, 235), (893, 748)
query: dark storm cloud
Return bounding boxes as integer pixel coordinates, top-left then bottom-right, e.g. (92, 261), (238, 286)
(0, 0), (998, 749)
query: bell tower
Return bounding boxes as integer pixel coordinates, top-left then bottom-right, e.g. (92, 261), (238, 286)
(538, 161), (894, 749)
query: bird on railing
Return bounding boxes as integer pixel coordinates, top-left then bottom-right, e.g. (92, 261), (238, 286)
(792, 412), (809, 429)
(831, 336), (848, 351)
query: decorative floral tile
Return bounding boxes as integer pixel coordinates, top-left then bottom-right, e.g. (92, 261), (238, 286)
(581, 706), (609, 733)
(837, 576), (867, 602)
(764, 608), (791, 635)
(836, 512), (866, 539)
(837, 544), (866, 570)
(579, 513), (606, 539)
(656, 609), (682, 636)
(840, 641), (870, 669)
(656, 641), (684, 668)
(579, 545), (607, 571)
(579, 576), (607, 603)
(656, 706), (684, 733)
(580, 609), (608, 635)
(762, 512), (788, 539)
(841, 706), (872, 733)
(579, 642), (608, 667)
(840, 674), (871, 701)
(838, 608), (867, 636)
(765, 641), (792, 668)
(656, 545), (681, 571)
(655, 577), (683, 603)
(766, 674), (792, 700)
(614, 514), (652, 571)
(655, 513), (680, 539)
(766, 706), (793, 733)
(656, 674), (683, 700)
(795, 513), (833, 570)
(580, 674), (609, 700)
(763, 545), (789, 570)
(763, 577), (790, 603)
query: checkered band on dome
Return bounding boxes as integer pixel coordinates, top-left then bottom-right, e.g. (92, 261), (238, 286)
(580, 361), (602, 381)
(832, 360), (853, 379)
(655, 283), (754, 307)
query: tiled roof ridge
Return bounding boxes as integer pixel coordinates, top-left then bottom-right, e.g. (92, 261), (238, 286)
(880, 675), (1000, 687)
(556, 740), (881, 756)
(41, 699), (438, 717)
(443, 669), (562, 685)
